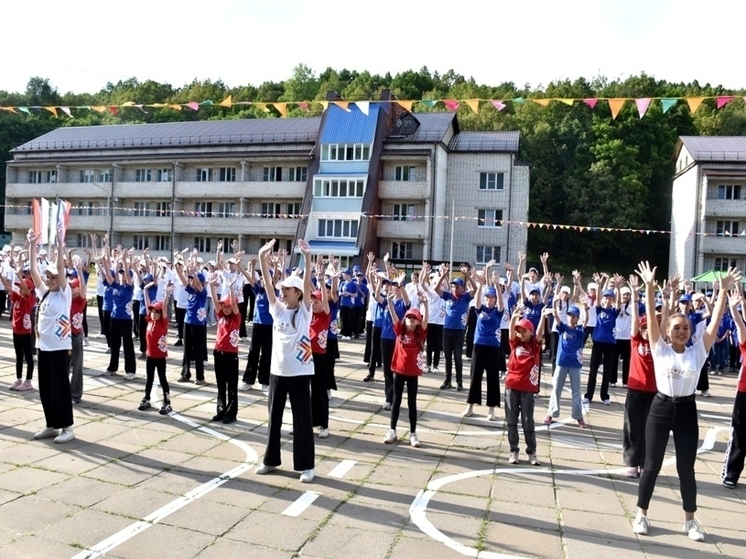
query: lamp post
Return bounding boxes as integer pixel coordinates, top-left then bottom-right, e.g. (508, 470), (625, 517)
(90, 182), (112, 240)
(448, 184), (455, 278)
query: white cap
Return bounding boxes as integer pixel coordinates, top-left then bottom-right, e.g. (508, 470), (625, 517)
(587, 282), (598, 290)
(620, 287), (631, 295)
(560, 286), (571, 294)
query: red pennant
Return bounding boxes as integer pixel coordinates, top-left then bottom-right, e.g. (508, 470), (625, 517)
(108, 106), (118, 115)
(297, 102), (310, 112)
(443, 100), (460, 112)
(717, 96), (735, 109)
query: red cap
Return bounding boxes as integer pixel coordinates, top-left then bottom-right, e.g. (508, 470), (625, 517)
(516, 318), (535, 333)
(220, 294), (232, 305)
(405, 308), (423, 321)
(311, 290), (323, 299)
(639, 315), (648, 327)
(149, 301), (164, 313)
(69, 278), (80, 289)
(16, 278), (35, 292)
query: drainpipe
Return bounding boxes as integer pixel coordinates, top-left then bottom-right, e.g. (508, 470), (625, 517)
(506, 153), (514, 262)
(171, 162), (177, 255)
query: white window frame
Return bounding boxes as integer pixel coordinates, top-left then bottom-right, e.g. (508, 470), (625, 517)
(215, 202), (236, 218)
(317, 219), (359, 239)
(716, 220), (740, 237)
(135, 169), (152, 183)
(391, 241), (413, 260)
(98, 169), (111, 183)
(154, 235), (171, 251)
(194, 236), (211, 253)
(395, 166), (416, 181)
(134, 201), (153, 217)
(477, 209), (504, 228)
(287, 202), (301, 216)
(80, 170), (96, 183)
(157, 168), (172, 182)
(133, 234), (149, 251)
(714, 257), (738, 271)
(289, 166), (308, 182)
(262, 166), (283, 182)
(197, 168), (213, 182)
(218, 167), (236, 182)
(194, 201), (213, 217)
(28, 170), (42, 184)
(75, 234), (93, 248)
(261, 202), (281, 218)
(313, 178), (365, 198)
(717, 184), (742, 200)
(476, 246), (502, 265)
(46, 170), (57, 183)
(155, 201), (171, 217)
(479, 172), (505, 191)
(321, 143), (371, 162)
(393, 204), (415, 221)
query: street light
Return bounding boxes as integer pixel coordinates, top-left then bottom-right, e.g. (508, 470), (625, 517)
(90, 182), (112, 240)
(448, 184), (455, 278)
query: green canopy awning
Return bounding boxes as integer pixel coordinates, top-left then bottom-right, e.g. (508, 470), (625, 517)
(691, 270), (746, 283)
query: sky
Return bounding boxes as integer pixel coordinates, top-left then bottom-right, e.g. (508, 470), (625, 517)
(2, 0), (745, 96)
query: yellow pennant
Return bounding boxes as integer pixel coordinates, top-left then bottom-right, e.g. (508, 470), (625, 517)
(272, 102), (287, 117)
(0, 106), (17, 113)
(333, 100), (349, 110)
(254, 103), (271, 113)
(121, 101), (136, 107)
(558, 98), (574, 106)
(43, 106), (58, 117)
(219, 95), (233, 107)
(533, 99), (551, 107)
(395, 100), (414, 112)
(319, 101), (329, 111)
(608, 98), (626, 119)
(686, 97), (705, 113)
(168, 104), (182, 111)
(465, 99), (480, 114)
(91, 106), (107, 113)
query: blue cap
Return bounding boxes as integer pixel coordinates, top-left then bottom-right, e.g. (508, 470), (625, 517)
(142, 273), (153, 283)
(679, 294), (692, 303)
(196, 272), (206, 283)
(451, 278), (465, 288)
(353, 265), (361, 272)
(66, 269), (78, 278)
(343, 268), (353, 275)
(602, 289), (615, 298)
(484, 286), (497, 298)
(529, 287), (541, 295)
(567, 306), (580, 317)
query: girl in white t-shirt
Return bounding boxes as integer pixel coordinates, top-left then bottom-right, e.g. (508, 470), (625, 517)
(255, 239), (316, 484)
(633, 261), (740, 542)
(421, 263), (445, 373)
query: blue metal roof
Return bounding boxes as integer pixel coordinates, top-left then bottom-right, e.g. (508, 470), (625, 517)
(319, 104), (380, 145)
(307, 240), (359, 256)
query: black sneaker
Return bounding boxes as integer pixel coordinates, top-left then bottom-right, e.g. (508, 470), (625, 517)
(212, 412), (225, 422)
(159, 402), (172, 415)
(174, 339), (183, 347)
(177, 374), (191, 383)
(440, 381), (452, 390)
(457, 383), (464, 392)
(222, 416), (237, 425)
(363, 374), (374, 382)
(138, 398), (151, 411)
(723, 478), (737, 488)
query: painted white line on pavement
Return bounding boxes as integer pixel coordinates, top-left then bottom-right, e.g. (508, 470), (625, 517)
(71, 410), (258, 559)
(328, 459), (357, 479)
(282, 491), (320, 517)
(410, 426), (728, 559)
(699, 413), (730, 422)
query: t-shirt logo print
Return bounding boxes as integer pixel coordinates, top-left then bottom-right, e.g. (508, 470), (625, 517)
(72, 312), (84, 331)
(158, 335), (168, 353)
(55, 314), (71, 340)
(229, 329), (240, 347)
(317, 329), (328, 350)
(295, 335), (313, 366)
(197, 307), (207, 322)
(22, 314), (31, 330)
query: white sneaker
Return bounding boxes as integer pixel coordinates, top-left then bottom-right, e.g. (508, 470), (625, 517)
(633, 513), (649, 535)
(318, 427), (329, 439)
(509, 451), (519, 464)
(261, 384), (269, 392)
(409, 433), (421, 447)
(299, 468), (315, 483)
(34, 426), (59, 439)
(602, 399), (610, 405)
(383, 429), (397, 444)
(700, 390), (711, 398)
(9, 378), (22, 390)
(124, 372), (135, 380)
(432, 367), (440, 374)
(461, 406), (474, 417)
(83, 338), (90, 347)
(486, 408), (497, 421)
(528, 453), (541, 466)
(255, 464), (277, 475)
(239, 382), (252, 391)
(684, 519), (704, 541)
(382, 401), (392, 410)
(582, 397), (590, 404)
(54, 427), (75, 444)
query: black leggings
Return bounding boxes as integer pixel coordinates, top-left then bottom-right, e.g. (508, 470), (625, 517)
(144, 357), (169, 401)
(214, 350), (238, 420)
(13, 333), (34, 380)
(637, 394), (699, 512)
(108, 318), (136, 374)
(311, 353), (329, 429)
(391, 373), (418, 433)
(244, 323), (272, 385)
(427, 323), (443, 369)
(585, 340), (616, 401)
(443, 328), (466, 384)
(467, 344), (501, 407)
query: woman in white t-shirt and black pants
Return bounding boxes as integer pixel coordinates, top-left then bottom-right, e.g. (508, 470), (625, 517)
(633, 261), (740, 542)
(255, 239), (316, 483)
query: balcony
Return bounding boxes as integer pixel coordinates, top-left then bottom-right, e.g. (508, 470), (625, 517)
(4, 213), (32, 231)
(116, 182), (172, 198)
(378, 180), (429, 200)
(112, 216), (172, 233)
(175, 181), (307, 199)
(69, 215), (110, 231)
(173, 216), (299, 236)
(704, 199), (746, 218)
(700, 234), (746, 254)
(376, 218), (428, 240)
(5, 181), (112, 199)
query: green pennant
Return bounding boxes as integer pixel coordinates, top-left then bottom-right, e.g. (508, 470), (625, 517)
(512, 97), (525, 105)
(420, 99), (437, 108)
(200, 100), (214, 106)
(18, 107), (31, 114)
(661, 98), (678, 113)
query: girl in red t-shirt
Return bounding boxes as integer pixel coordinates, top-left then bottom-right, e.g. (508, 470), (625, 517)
(1, 275), (36, 391)
(723, 289), (746, 488)
(142, 284), (172, 414)
(384, 288), (429, 447)
(210, 276), (241, 424)
(310, 276), (331, 438)
(506, 305), (546, 465)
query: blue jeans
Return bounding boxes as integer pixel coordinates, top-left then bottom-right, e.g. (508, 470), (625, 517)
(547, 365), (583, 420)
(711, 341), (729, 372)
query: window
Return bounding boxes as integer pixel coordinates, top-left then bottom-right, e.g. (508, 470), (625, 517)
(99, 169), (111, 183)
(476, 246), (502, 264)
(287, 202), (301, 216)
(219, 167), (236, 182)
(154, 235), (171, 251)
(194, 202), (213, 217)
(262, 167), (282, 182)
(135, 169), (152, 182)
(260, 238), (293, 253)
(75, 234), (92, 248)
(478, 209), (504, 228)
(154, 201), (171, 217)
(133, 235), (149, 250)
(194, 237), (211, 253)
(321, 143), (371, 161)
(134, 201), (152, 217)
(317, 219), (358, 239)
(157, 168), (172, 182)
(391, 241), (413, 260)
(289, 166), (308, 182)
(479, 172), (505, 190)
(716, 220), (740, 237)
(72, 201), (102, 216)
(215, 202), (236, 217)
(717, 184), (742, 200)
(216, 237), (233, 250)
(393, 204), (415, 221)
(28, 171), (42, 183)
(261, 202), (281, 218)
(715, 257), (738, 271)
(395, 166), (416, 181)
(313, 178), (365, 198)
(46, 170), (57, 183)
(80, 170), (96, 183)
(197, 168), (213, 182)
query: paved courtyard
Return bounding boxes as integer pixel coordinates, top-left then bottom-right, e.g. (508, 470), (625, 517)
(0, 316), (744, 559)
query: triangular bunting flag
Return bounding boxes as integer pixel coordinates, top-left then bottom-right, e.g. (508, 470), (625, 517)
(465, 99), (480, 114)
(558, 99), (574, 106)
(661, 98), (677, 113)
(608, 98), (626, 119)
(490, 100), (506, 111)
(121, 101), (135, 107)
(420, 99), (437, 108)
(355, 101), (370, 116)
(43, 106), (58, 117)
(512, 97), (525, 104)
(0, 107), (17, 113)
(443, 100), (460, 111)
(272, 102), (288, 117)
(219, 95), (233, 107)
(716, 96), (735, 109)
(333, 100), (350, 111)
(60, 106), (72, 118)
(296, 101), (310, 112)
(686, 97), (704, 113)
(91, 105), (107, 113)
(168, 104), (181, 111)
(200, 100), (214, 106)
(319, 101), (329, 111)
(635, 98), (651, 119)
(394, 100), (413, 112)
(18, 107), (31, 114)
(533, 99), (551, 107)
(185, 101), (200, 111)
(254, 103), (271, 113)
(109, 106), (118, 115)
(582, 98), (598, 108)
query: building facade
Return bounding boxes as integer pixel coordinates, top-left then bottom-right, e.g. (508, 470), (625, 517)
(5, 101), (529, 269)
(670, 136), (746, 278)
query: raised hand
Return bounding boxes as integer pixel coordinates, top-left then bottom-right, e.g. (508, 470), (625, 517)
(720, 267), (743, 292)
(635, 261), (656, 285)
(258, 239), (275, 257)
(727, 287), (743, 308)
(540, 252), (549, 264)
(297, 239), (311, 256)
(367, 251), (375, 262)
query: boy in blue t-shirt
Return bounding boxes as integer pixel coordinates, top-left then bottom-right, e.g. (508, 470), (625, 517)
(584, 288), (620, 404)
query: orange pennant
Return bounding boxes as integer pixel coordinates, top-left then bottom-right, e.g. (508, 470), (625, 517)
(272, 102), (287, 117)
(608, 98), (626, 119)
(465, 99), (480, 114)
(533, 99), (551, 107)
(168, 104), (182, 111)
(0, 106), (17, 113)
(219, 95), (233, 107)
(43, 106), (58, 117)
(395, 100), (414, 112)
(686, 97), (705, 113)
(91, 105), (107, 113)
(333, 100), (349, 111)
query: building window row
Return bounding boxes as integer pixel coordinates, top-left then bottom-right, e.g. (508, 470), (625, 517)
(318, 219), (359, 239)
(135, 168), (172, 182)
(131, 201), (172, 217)
(28, 170), (57, 183)
(714, 257), (738, 271)
(313, 178), (365, 198)
(477, 208), (503, 228)
(717, 184), (742, 200)
(476, 246), (501, 265)
(716, 220), (740, 237)
(479, 172), (505, 191)
(261, 202), (301, 217)
(80, 169), (111, 183)
(395, 166), (417, 182)
(260, 238), (294, 254)
(321, 144), (371, 162)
